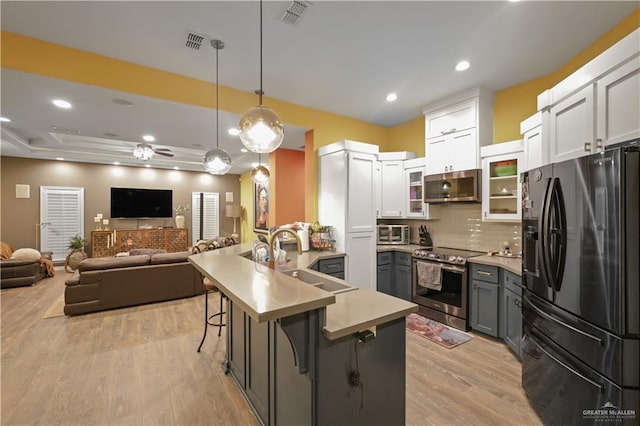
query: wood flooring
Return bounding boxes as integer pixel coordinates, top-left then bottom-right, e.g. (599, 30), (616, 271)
(1, 272), (541, 426)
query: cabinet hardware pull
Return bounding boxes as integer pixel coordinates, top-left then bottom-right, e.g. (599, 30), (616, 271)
(477, 270), (492, 276)
(584, 142), (591, 152)
(596, 138), (603, 150)
(440, 128), (457, 135)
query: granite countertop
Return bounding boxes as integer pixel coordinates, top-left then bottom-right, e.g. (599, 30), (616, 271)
(468, 254), (522, 276)
(189, 243), (417, 341)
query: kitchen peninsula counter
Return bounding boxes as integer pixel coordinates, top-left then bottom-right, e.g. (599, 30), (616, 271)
(189, 242), (417, 338)
(189, 242), (415, 425)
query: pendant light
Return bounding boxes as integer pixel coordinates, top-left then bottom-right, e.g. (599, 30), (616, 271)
(238, 0), (284, 154)
(203, 39), (233, 175)
(251, 153), (270, 184)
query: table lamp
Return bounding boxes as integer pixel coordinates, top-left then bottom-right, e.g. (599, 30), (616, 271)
(226, 205), (243, 238)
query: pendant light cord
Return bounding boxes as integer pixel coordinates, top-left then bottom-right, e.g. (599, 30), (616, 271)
(216, 45), (220, 149)
(259, 0), (264, 105)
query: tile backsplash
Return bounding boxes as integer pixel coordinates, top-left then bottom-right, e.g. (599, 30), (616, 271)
(379, 203), (521, 254)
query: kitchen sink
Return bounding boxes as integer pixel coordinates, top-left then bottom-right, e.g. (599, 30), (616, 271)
(282, 269), (354, 293)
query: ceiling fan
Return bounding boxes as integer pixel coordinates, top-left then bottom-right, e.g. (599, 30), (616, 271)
(133, 143), (174, 160)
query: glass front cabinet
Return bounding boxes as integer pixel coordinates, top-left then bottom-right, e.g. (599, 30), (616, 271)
(404, 157), (439, 219)
(480, 140), (524, 222)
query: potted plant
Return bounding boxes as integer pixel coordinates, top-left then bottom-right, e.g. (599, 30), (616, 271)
(65, 234), (87, 272)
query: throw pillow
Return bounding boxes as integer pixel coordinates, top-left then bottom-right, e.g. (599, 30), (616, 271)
(1, 242), (13, 260)
(114, 251), (130, 257)
(11, 248), (42, 261)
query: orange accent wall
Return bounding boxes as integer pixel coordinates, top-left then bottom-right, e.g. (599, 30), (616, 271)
(273, 149), (305, 225)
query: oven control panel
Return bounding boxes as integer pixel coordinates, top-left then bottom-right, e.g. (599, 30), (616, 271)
(412, 250), (467, 265)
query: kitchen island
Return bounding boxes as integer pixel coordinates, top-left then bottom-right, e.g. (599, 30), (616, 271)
(189, 242), (417, 426)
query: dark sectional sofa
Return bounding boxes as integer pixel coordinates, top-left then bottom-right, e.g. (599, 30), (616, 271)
(1, 251), (53, 289)
(64, 251), (204, 315)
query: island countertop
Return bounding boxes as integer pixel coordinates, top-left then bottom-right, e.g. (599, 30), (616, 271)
(189, 242), (417, 340)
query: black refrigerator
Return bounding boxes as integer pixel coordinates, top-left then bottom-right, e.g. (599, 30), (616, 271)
(521, 140), (639, 425)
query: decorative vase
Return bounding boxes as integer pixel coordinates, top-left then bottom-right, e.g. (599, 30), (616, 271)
(175, 214), (185, 228)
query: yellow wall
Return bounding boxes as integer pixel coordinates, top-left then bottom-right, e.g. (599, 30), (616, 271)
(1, 31), (390, 227)
(3, 6), (639, 229)
(388, 116), (425, 156)
(493, 7), (640, 143)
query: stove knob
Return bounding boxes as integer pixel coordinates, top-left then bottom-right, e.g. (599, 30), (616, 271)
(448, 255), (456, 262)
(457, 256), (464, 263)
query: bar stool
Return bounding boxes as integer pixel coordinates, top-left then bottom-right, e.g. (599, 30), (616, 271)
(197, 277), (226, 352)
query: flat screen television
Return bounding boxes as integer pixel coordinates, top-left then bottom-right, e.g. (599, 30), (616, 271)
(110, 187), (173, 218)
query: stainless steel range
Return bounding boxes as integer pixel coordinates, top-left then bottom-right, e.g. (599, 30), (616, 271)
(412, 247), (484, 331)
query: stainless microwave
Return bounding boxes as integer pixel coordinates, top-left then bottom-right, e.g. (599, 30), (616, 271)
(424, 169), (481, 203)
(377, 225), (409, 245)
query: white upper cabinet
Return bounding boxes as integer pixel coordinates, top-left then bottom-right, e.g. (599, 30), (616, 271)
(380, 160), (404, 218)
(424, 87), (494, 175)
(548, 85), (596, 163)
(480, 140), (524, 222)
(538, 28), (640, 164)
(520, 112), (545, 171)
(403, 157), (439, 220)
(425, 99), (476, 138)
(596, 56), (640, 146)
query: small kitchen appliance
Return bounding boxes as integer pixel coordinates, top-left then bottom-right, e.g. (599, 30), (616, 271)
(376, 225), (409, 245)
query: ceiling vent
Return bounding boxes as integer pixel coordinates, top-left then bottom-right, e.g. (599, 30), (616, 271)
(184, 29), (209, 51)
(280, 1), (312, 26)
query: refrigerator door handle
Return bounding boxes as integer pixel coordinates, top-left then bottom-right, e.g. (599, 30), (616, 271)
(525, 294), (604, 346)
(540, 178), (554, 289)
(528, 327), (605, 393)
(549, 178), (567, 292)
(542, 178), (567, 292)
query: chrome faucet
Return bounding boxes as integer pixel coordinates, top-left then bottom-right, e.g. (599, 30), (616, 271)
(267, 228), (302, 270)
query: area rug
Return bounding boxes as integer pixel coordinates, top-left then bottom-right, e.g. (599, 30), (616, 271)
(42, 294), (66, 319)
(406, 313), (472, 349)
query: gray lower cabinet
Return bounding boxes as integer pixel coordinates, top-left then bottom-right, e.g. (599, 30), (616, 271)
(501, 271), (523, 358)
(246, 318), (270, 423)
(377, 250), (412, 301)
(469, 264), (500, 337)
(394, 252), (412, 301)
(227, 299), (407, 425)
(312, 256), (345, 279)
(377, 252), (394, 296)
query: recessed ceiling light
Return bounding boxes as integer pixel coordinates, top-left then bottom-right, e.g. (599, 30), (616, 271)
(251, 162), (259, 168)
(173, 166), (180, 170)
(142, 135), (155, 142)
(52, 99), (72, 109)
(56, 157), (64, 161)
(240, 148), (248, 153)
(113, 161), (120, 166)
(145, 164), (151, 168)
(455, 61), (470, 71)
(0, 117), (10, 122)
(228, 128), (241, 136)
(509, 0), (520, 3)
(386, 93), (398, 102)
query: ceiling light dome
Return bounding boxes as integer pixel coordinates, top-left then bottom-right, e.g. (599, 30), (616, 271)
(133, 145), (153, 160)
(239, 105), (284, 153)
(202, 39), (233, 175)
(250, 164), (270, 184)
(239, 0), (284, 154)
(203, 148), (232, 175)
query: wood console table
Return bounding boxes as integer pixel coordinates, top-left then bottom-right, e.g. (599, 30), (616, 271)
(91, 228), (188, 258)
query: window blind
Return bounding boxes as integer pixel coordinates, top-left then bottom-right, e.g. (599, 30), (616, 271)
(191, 192), (219, 243)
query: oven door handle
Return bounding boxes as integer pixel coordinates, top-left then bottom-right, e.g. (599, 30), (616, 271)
(414, 259), (466, 274)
